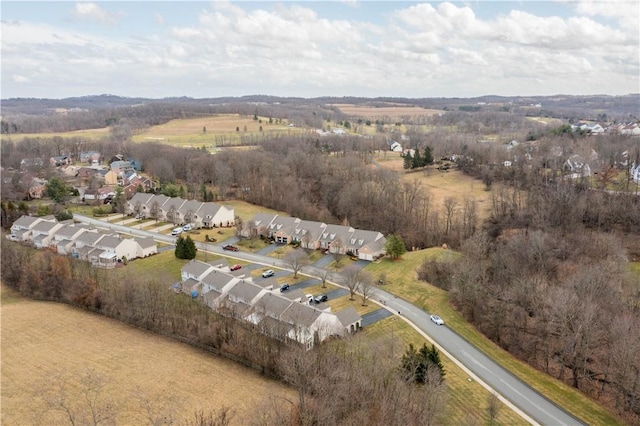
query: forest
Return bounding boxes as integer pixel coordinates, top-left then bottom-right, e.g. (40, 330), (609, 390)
(1, 95), (639, 423)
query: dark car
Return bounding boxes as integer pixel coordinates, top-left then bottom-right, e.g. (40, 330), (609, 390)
(222, 244), (239, 251)
(313, 294), (328, 303)
(279, 284), (290, 292)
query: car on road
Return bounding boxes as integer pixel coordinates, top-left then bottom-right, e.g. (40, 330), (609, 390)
(230, 264), (242, 271)
(430, 314), (444, 325)
(171, 227), (183, 236)
(222, 244), (239, 251)
(262, 269), (275, 278)
(313, 294), (328, 304)
(279, 284), (290, 292)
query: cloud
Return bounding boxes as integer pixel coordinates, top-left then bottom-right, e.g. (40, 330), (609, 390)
(12, 74), (29, 83)
(70, 2), (122, 26)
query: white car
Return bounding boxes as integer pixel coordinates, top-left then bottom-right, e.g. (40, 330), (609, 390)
(262, 270), (275, 278)
(171, 227), (183, 236)
(182, 223), (192, 231)
(430, 314), (444, 325)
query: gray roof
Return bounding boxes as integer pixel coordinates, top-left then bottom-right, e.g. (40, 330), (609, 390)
(200, 270), (236, 292)
(57, 238), (73, 247)
(179, 199), (203, 216)
(198, 203), (223, 219)
(293, 220), (326, 241)
(281, 303), (322, 327)
(162, 197), (186, 212)
(55, 224), (88, 239)
(12, 215), (42, 229)
(258, 316), (294, 336)
(181, 277), (200, 293)
(74, 230), (106, 246)
(319, 224), (353, 243)
(135, 236), (156, 249)
(182, 260), (214, 279)
(221, 299), (252, 317)
(97, 235), (122, 249)
(251, 212), (278, 228)
(269, 216), (301, 235)
(347, 229), (384, 250)
(254, 293), (293, 319)
(227, 280), (263, 304)
(336, 306), (362, 327)
(209, 258), (228, 269)
(32, 220), (60, 234)
(129, 192), (155, 206)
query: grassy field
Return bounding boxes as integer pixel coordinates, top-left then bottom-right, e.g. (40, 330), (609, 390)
(4, 127), (110, 142)
(131, 115), (305, 148)
(377, 153), (497, 220)
(331, 103), (443, 119)
(0, 286), (294, 425)
(364, 249), (624, 426)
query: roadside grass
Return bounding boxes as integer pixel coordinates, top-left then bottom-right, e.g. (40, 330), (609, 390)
(235, 236), (270, 252)
(116, 251), (189, 285)
(363, 317), (527, 426)
(326, 294), (380, 317)
(365, 249), (624, 426)
(222, 199), (286, 222)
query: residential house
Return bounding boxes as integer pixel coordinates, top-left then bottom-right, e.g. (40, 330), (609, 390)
(291, 220), (326, 250)
(93, 235), (140, 265)
(248, 291), (294, 324)
(125, 193), (156, 217)
(221, 280), (269, 319)
(127, 158), (142, 171)
(162, 197), (187, 224)
(73, 231), (107, 260)
(243, 212), (278, 238)
(122, 170), (137, 186)
(199, 203), (235, 228)
(631, 163), (640, 183)
(134, 237), (158, 258)
(319, 224), (354, 254)
(179, 199), (205, 228)
(269, 216), (301, 244)
(336, 306), (362, 333)
(104, 170), (119, 185)
(198, 270), (241, 309)
(110, 160), (134, 176)
(84, 186), (115, 203)
(50, 155), (71, 167)
(30, 220), (64, 249)
(27, 177), (47, 199)
(280, 302), (343, 350)
(389, 141), (403, 152)
(53, 224), (89, 255)
(20, 158), (44, 171)
(346, 229), (387, 261)
(565, 155), (592, 178)
(9, 215), (53, 241)
(181, 260), (216, 282)
(80, 151), (101, 165)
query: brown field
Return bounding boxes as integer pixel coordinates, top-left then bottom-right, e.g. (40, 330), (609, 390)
(1, 287), (294, 425)
(376, 152), (497, 220)
(331, 103), (443, 119)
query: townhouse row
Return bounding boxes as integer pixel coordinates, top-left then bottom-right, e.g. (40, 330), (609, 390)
(180, 259), (362, 350)
(8, 215), (158, 268)
(245, 213), (387, 261)
(125, 193), (235, 228)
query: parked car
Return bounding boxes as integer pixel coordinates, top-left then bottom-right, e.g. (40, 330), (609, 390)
(222, 244), (239, 251)
(230, 264), (242, 271)
(313, 294), (328, 304)
(182, 223), (193, 231)
(430, 314), (444, 325)
(171, 227), (183, 236)
(279, 284), (290, 292)
(262, 270), (275, 278)
(305, 294), (314, 304)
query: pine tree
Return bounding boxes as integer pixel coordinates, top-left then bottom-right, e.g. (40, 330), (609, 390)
(423, 145), (434, 166)
(401, 343), (446, 385)
(403, 152), (413, 169)
(175, 235), (185, 259)
(183, 236), (197, 260)
(411, 149), (422, 169)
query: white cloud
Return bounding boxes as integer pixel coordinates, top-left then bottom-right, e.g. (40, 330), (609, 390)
(71, 2), (122, 26)
(12, 74), (29, 83)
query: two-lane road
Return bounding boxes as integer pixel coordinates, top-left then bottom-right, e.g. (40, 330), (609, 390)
(74, 214), (584, 425)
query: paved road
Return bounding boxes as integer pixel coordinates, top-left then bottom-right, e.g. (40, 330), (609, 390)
(74, 214), (584, 426)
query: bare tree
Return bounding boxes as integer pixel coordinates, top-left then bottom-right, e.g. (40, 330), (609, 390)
(283, 248), (309, 278)
(342, 264), (364, 301)
(359, 270), (374, 306)
(487, 393), (501, 425)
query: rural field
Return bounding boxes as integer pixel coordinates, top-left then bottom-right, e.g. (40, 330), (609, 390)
(131, 115), (306, 148)
(332, 103), (443, 119)
(376, 152), (498, 220)
(0, 286), (294, 425)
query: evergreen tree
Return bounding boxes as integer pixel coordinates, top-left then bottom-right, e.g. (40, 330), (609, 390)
(175, 235), (185, 259)
(401, 343), (445, 385)
(423, 146), (434, 166)
(411, 149), (422, 169)
(403, 152), (413, 169)
(385, 234), (406, 259)
(183, 235), (197, 260)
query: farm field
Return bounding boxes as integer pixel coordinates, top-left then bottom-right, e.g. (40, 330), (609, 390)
(0, 286), (295, 425)
(3, 127), (110, 142)
(376, 152), (498, 220)
(131, 115), (306, 148)
(331, 103), (443, 119)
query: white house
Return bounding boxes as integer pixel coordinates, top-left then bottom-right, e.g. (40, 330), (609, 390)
(181, 259), (216, 282)
(135, 236), (158, 258)
(631, 163), (640, 183)
(9, 216), (53, 242)
(30, 220), (64, 249)
(389, 141), (403, 152)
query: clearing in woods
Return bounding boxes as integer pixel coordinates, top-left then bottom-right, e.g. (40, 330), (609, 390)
(0, 288), (294, 425)
(375, 152), (497, 220)
(331, 103), (443, 119)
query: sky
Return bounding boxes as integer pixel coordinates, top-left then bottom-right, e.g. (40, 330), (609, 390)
(1, 1), (639, 99)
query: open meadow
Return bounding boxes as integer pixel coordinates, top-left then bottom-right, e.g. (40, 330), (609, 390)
(0, 286), (295, 425)
(331, 103), (443, 119)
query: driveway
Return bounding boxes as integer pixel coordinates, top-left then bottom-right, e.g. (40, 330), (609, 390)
(361, 308), (394, 326)
(312, 254), (334, 268)
(289, 278), (322, 291)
